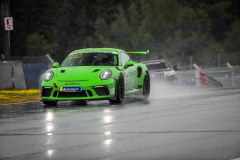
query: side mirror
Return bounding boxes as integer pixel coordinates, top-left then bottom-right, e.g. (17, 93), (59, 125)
(124, 61), (134, 67)
(52, 62), (59, 68)
(173, 66), (179, 71)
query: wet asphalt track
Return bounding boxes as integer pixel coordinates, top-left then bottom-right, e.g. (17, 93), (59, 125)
(0, 86), (240, 160)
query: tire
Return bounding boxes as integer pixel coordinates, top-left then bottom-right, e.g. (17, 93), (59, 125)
(142, 72), (150, 100)
(109, 74), (124, 104)
(43, 101), (58, 105)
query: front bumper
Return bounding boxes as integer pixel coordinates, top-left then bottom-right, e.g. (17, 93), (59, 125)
(150, 72), (177, 84)
(40, 79), (117, 101)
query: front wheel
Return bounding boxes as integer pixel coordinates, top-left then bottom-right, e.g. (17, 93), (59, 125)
(109, 74), (124, 104)
(142, 72), (150, 100)
(43, 101), (58, 105)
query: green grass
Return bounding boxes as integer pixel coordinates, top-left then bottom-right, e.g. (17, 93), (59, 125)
(0, 89), (40, 105)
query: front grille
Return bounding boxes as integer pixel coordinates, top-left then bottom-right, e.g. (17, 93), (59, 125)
(53, 91), (58, 97)
(42, 88), (52, 97)
(58, 91), (87, 97)
(87, 90), (93, 96)
(151, 72), (164, 79)
(94, 87), (109, 96)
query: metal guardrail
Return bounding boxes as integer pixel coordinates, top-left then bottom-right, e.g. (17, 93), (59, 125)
(205, 74), (223, 88)
(176, 63), (223, 88)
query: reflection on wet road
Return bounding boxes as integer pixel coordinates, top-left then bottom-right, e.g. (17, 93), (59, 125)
(1, 87), (240, 160)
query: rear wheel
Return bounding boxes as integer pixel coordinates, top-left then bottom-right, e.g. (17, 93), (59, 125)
(142, 72), (150, 100)
(109, 75), (124, 104)
(43, 101), (58, 105)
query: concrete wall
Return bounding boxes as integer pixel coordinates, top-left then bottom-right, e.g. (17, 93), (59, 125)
(22, 63), (49, 88)
(0, 61), (13, 89)
(12, 61), (26, 89)
(0, 61), (49, 89)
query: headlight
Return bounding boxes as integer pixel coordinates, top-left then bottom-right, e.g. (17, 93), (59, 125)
(100, 70), (112, 80)
(44, 71), (54, 81)
(165, 70), (175, 76)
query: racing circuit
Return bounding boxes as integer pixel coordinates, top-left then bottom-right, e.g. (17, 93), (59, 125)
(1, 84), (240, 160)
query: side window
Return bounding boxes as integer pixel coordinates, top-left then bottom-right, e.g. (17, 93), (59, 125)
(159, 62), (170, 69)
(166, 61), (171, 68)
(120, 52), (130, 66)
(164, 62), (170, 69)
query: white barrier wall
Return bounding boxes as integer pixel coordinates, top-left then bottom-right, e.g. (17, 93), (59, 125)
(0, 61), (26, 89)
(0, 61), (13, 89)
(12, 61), (26, 89)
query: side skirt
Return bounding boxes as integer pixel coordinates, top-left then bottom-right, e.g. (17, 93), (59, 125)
(125, 89), (143, 96)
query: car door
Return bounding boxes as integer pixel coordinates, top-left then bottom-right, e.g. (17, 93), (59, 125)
(120, 51), (137, 91)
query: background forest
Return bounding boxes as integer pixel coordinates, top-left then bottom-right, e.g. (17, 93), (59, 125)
(10, 0), (240, 65)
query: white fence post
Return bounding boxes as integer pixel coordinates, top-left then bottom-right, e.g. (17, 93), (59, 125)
(226, 62), (234, 88)
(193, 63), (201, 87)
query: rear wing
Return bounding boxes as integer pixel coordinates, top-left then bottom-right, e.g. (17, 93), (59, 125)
(126, 50), (150, 55)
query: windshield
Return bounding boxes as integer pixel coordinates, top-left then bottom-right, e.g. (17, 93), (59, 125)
(61, 52), (118, 67)
(145, 62), (170, 71)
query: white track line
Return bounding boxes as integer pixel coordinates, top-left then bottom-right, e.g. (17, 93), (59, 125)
(230, 158), (240, 160)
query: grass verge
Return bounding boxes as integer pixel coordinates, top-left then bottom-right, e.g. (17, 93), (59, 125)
(0, 89), (40, 105)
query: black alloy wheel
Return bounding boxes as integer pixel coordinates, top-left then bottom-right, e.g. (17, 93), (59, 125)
(142, 72), (150, 100)
(109, 75), (125, 104)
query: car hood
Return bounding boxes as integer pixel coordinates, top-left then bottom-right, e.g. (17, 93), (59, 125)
(56, 66), (111, 81)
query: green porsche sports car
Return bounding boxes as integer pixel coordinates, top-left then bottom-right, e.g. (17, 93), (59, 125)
(40, 48), (150, 105)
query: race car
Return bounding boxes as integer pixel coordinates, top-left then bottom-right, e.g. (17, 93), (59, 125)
(40, 48), (150, 105)
(142, 59), (179, 84)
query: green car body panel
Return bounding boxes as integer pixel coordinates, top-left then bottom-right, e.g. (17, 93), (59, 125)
(40, 48), (150, 103)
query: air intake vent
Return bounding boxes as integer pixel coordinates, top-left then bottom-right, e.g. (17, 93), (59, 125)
(137, 66), (142, 78)
(42, 88), (52, 97)
(87, 90), (93, 96)
(53, 91), (58, 97)
(94, 87), (109, 96)
(92, 69), (100, 73)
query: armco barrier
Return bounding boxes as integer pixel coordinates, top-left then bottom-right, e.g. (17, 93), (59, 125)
(205, 74), (223, 88)
(199, 71), (222, 88)
(200, 71), (206, 87)
(176, 70), (222, 88)
(0, 61), (13, 89)
(22, 63), (49, 88)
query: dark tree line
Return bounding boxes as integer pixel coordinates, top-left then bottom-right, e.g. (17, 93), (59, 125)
(10, 0), (240, 63)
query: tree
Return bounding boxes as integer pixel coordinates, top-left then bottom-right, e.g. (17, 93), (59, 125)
(9, 0), (239, 65)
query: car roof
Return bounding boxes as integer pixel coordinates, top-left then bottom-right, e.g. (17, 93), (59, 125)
(142, 59), (167, 64)
(72, 48), (122, 53)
